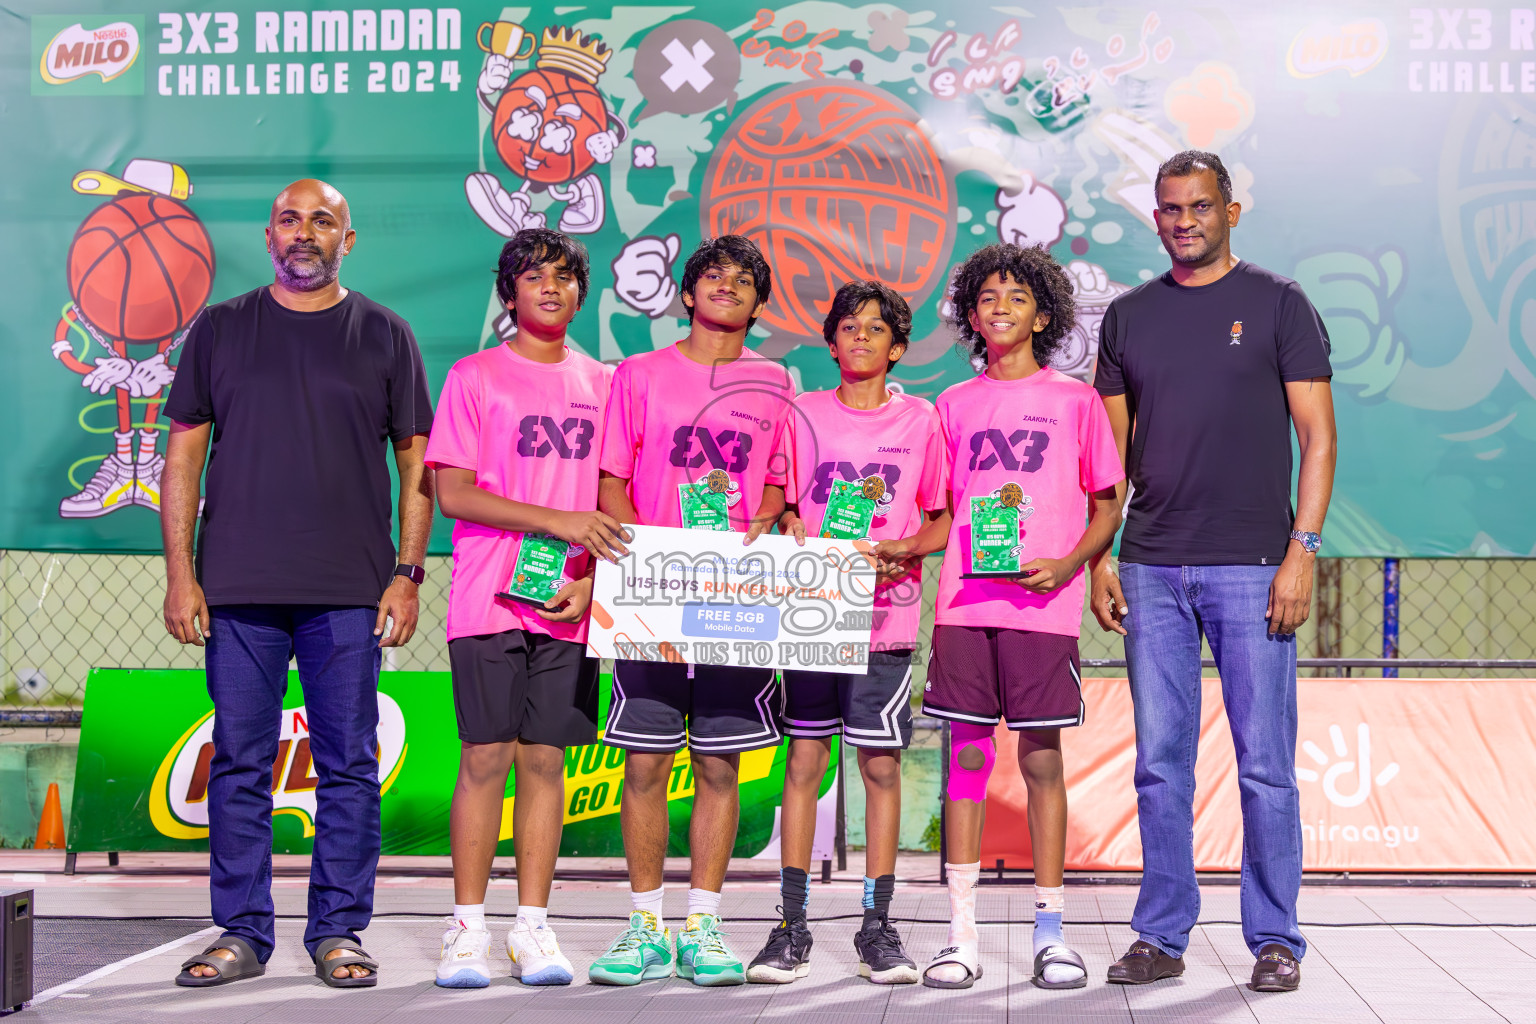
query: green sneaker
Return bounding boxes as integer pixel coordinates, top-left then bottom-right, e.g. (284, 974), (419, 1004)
(677, 913), (746, 986)
(588, 911), (673, 986)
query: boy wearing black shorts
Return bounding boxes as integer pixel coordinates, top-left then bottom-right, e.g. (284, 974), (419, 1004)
(744, 281), (946, 985)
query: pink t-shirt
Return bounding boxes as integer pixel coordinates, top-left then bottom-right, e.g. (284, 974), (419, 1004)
(600, 344), (794, 529)
(934, 367), (1124, 637)
(424, 344), (613, 643)
(785, 388), (947, 650)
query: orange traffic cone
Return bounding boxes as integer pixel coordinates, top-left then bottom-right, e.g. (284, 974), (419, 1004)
(35, 782), (65, 850)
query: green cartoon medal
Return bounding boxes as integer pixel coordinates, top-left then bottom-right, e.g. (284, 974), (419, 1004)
(820, 475), (885, 540)
(498, 533), (572, 606)
(963, 483), (1031, 577)
(678, 469), (735, 531)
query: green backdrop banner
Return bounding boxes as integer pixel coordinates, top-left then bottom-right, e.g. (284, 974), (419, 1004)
(6, 3), (1536, 557)
(67, 668), (836, 855)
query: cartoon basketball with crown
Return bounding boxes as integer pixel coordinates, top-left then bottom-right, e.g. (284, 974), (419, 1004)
(49, 159), (214, 518)
(466, 23), (625, 236)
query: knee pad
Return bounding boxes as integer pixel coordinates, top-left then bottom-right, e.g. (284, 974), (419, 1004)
(946, 721), (997, 802)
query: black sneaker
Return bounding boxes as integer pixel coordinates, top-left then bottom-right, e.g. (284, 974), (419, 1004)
(745, 911), (812, 983)
(854, 914), (919, 984)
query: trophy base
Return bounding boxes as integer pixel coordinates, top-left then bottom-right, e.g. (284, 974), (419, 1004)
(960, 569), (1040, 580)
(496, 590), (558, 608)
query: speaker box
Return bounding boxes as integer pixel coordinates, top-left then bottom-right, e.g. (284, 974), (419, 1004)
(0, 889), (32, 1011)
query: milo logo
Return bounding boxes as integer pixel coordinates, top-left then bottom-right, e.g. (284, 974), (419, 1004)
(149, 695), (408, 840)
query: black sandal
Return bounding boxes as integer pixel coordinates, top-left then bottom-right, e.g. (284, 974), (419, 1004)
(175, 936), (265, 988)
(1032, 945), (1088, 990)
(313, 936), (379, 988)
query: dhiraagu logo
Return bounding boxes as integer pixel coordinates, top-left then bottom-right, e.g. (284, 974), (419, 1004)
(1296, 722), (1398, 806)
(150, 695), (408, 840)
(32, 15), (144, 96)
(1297, 722), (1419, 849)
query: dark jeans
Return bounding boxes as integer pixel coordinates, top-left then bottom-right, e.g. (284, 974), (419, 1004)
(204, 605), (382, 961)
(1120, 563), (1306, 960)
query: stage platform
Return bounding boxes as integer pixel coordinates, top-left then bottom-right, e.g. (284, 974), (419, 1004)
(5, 852), (1536, 1023)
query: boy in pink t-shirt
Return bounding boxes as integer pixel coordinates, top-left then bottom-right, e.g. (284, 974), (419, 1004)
(591, 236), (794, 987)
(743, 282), (945, 987)
(424, 229), (629, 989)
(877, 245), (1123, 992)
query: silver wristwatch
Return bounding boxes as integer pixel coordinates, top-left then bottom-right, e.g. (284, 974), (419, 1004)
(1289, 530), (1321, 553)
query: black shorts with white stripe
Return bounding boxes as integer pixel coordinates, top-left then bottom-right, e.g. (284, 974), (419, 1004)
(922, 625), (1085, 730)
(604, 660), (782, 753)
(782, 648), (914, 749)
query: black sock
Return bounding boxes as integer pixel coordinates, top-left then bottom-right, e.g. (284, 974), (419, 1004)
(863, 874), (895, 927)
(780, 866), (809, 924)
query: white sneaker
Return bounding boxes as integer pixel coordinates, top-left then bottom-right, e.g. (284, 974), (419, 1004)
(436, 921), (492, 988)
(508, 918), (574, 986)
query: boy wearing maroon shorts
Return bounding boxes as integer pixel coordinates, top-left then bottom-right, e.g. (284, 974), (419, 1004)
(877, 244), (1123, 990)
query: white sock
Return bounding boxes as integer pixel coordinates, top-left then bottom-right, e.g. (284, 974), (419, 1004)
(926, 862), (981, 985)
(453, 903), (486, 931)
(1032, 885), (1081, 984)
(687, 887), (722, 920)
(631, 886), (665, 930)
(945, 862), (981, 947)
(517, 905), (548, 929)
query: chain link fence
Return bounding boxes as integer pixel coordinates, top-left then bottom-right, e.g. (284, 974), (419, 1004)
(1, 553), (1533, 717)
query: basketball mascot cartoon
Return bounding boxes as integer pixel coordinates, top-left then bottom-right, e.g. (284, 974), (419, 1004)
(49, 159), (214, 517)
(465, 22), (625, 236)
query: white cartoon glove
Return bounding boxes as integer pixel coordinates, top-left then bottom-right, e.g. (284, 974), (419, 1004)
(996, 175), (1067, 248)
(539, 119), (575, 155)
(612, 234), (681, 318)
(125, 351), (175, 397)
(504, 105), (542, 142)
(586, 128), (619, 164)
(1067, 260), (1109, 295)
(478, 53), (513, 97)
(82, 356), (134, 395)
(51, 338), (73, 360)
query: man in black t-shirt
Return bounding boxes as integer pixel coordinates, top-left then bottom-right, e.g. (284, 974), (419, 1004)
(1089, 152), (1336, 994)
(161, 179), (434, 989)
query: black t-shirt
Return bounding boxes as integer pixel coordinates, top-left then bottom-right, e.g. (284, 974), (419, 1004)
(1094, 261), (1332, 565)
(164, 287), (434, 605)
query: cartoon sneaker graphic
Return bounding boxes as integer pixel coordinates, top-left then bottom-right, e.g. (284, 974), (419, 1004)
(59, 445), (136, 518)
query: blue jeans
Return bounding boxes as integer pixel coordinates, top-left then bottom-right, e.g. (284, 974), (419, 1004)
(204, 605), (382, 962)
(1120, 563), (1306, 960)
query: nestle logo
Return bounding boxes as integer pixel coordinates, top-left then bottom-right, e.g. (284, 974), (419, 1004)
(38, 20), (141, 87)
(570, 402), (599, 412)
(876, 446), (910, 454)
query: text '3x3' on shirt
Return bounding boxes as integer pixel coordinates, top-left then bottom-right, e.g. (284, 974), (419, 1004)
(163, 287), (434, 606)
(784, 388), (948, 650)
(934, 367), (1124, 638)
(1093, 261), (1334, 566)
(425, 343), (613, 643)
(599, 344), (794, 530)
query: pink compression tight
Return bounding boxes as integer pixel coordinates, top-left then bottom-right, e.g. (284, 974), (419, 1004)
(947, 721), (996, 802)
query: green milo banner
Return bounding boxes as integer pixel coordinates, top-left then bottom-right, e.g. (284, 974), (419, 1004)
(68, 668), (836, 855)
(5, 3), (1536, 557)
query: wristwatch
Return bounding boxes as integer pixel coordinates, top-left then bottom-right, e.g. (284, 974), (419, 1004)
(393, 563), (425, 585)
(1289, 530), (1322, 554)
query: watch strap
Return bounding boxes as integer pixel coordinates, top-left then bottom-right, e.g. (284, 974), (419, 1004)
(393, 562), (425, 585)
